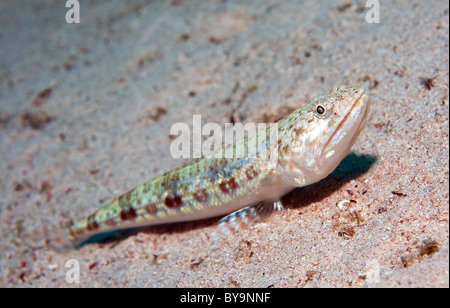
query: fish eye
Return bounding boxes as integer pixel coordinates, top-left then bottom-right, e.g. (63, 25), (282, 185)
(315, 104), (332, 119)
(316, 105), (326, 115)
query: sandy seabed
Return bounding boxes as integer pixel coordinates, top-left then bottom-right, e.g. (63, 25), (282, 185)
(0, 0), (448, 287)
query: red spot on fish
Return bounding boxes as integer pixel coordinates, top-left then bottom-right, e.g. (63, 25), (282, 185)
(145, 203), (158, 215)
(120, 210), (127, 220)
(219, 177), (238, 194)
(87, 214), (99, 231)
(245, 168), (258, 181)
(121, 207), (137, 221)
(193, 189), (209, 203)
(128, 207), (137, 219)
(87, 220), (99, 231)
(165, 195), (183, 209)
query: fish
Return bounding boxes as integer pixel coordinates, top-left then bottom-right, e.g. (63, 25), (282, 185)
(48, 84), (369, 250)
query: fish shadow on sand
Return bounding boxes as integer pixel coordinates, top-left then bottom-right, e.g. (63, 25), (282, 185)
(281, 152), (377, 210)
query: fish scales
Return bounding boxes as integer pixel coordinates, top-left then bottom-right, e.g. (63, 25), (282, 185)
(50, 84), (369, 250)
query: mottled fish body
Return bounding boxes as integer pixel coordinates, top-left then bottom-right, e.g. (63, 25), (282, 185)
(50, 84), (369, 250)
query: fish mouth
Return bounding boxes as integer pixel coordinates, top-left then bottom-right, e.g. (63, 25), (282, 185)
(320, 91), (369, 162)
(345, 92), (370, 149)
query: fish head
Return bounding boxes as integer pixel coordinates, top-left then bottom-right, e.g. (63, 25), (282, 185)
(278, 84), (369, 187)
